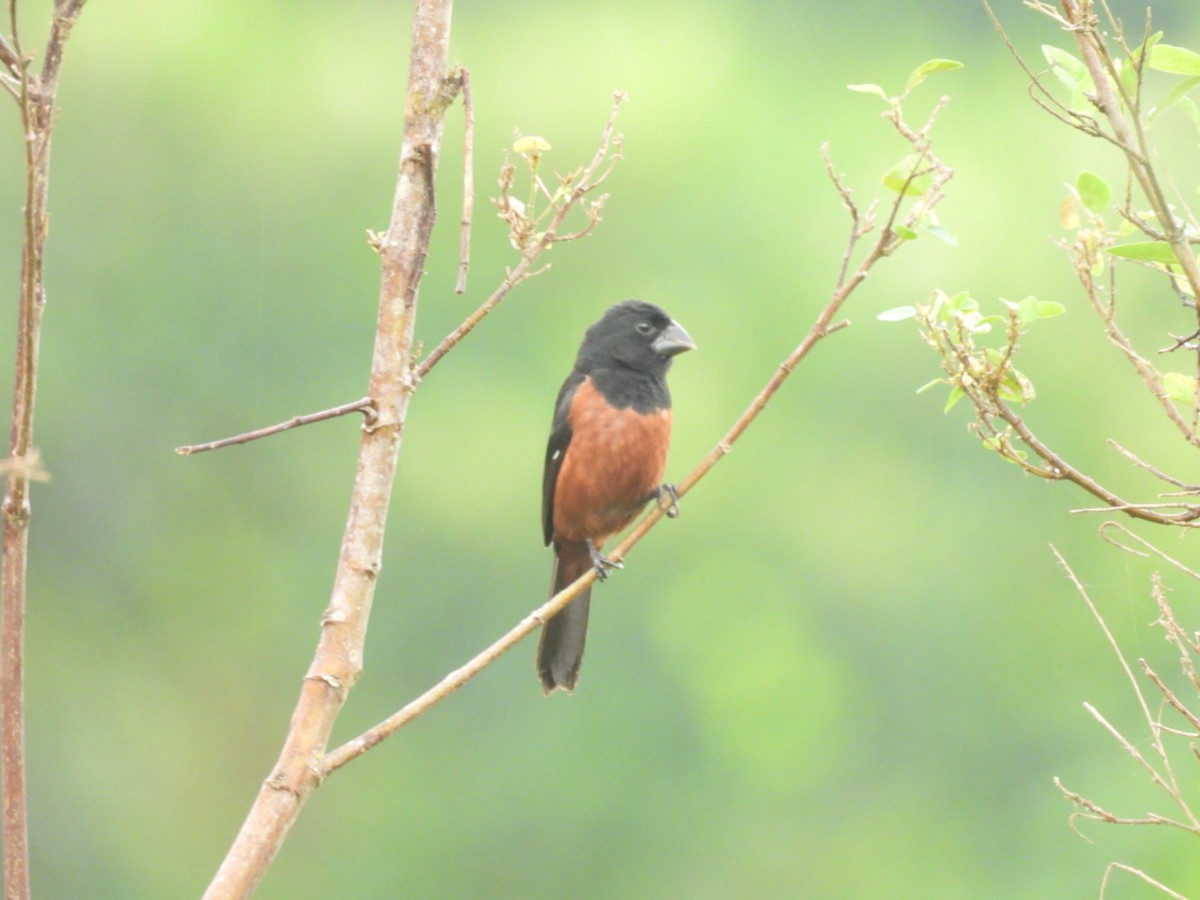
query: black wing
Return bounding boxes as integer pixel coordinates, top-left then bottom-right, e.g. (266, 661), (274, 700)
(542, 372), (584, 546)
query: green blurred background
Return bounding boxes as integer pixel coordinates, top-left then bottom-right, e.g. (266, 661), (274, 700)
(3, 0), (1200, 896)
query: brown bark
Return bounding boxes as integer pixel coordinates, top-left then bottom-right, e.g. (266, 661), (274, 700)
(202, 2), (455, 896)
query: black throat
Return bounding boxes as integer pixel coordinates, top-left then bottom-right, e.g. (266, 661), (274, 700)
(588, 365), (671, 414)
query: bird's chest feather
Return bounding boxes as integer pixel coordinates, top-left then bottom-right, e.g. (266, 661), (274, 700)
(553, 377), (671, 544)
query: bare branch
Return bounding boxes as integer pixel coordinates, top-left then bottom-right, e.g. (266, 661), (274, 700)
(417, 92), (627, 379)
(1098, 522), (1200, 581)
(179, 93), (625, 458)
(1056, 777), (1175, 829)
(1052, 547), (1200, 844)
(174, 398), (376, 456)
(455, 67), (473, 295)
(325, 560), (598, 771)
(203, 3), (454, 895)
(2, 2), (88, 896)
(322, 94), (951, 767)
(1100, 863), (1189, 900)
(1140, 660), (1200, 735)
(1107, 441), (1198, 492)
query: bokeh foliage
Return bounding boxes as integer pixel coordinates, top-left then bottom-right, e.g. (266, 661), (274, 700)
(3, 0), (1200, 896)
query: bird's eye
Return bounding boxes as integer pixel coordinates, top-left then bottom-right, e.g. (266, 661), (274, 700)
(635, 321), (655, 336)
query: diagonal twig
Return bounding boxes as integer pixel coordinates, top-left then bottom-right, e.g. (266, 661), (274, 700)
(323, 101), (954, 771)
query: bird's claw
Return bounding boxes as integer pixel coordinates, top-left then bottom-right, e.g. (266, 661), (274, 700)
(657, 483), (681, 519)
(586, 539), (623, 581)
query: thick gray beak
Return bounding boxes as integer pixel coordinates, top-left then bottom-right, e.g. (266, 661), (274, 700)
(652, 320), (696, 357)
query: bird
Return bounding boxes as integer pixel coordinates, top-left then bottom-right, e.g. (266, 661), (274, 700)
(538, 300), (695, 694)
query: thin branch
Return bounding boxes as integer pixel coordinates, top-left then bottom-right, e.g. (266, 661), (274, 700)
(1100, 863), (1189, 900)
(1, 3), (87, 898)
(455, 67), (473, 295)
(1069, 501), (1200, 517)
(1149, 572), (1200, 690)
(179, 93), (626, 458)
(1107, 440), (1198, 492)
(0, 31), (18, 80)
(994, 404), (1200, 525)
(174, 397), (376, 456)
(417, 92), (626, 379)
(1057, 777), (1186, 831)
(325, 558), (597, 770)
(326, 310), (856, 770)
(1140, 660), (1200, 734)
(1083, 266), (1200, 449)
(1098, 521), (1200, 581)
(1052, 547), (1200, 840)
(324, 98), (953, 768)
(1053, 547), (1159, 746)
(822, 143), (876, 291)
(1082, 701), (1197, 831)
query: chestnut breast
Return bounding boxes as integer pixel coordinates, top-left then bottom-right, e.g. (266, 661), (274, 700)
(552, 377), (671, 546)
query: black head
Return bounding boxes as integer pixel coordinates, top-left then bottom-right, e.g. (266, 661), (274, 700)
(576, 300), (695, 376)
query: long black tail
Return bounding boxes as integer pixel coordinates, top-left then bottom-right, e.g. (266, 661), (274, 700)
(536, 542), (592, 694)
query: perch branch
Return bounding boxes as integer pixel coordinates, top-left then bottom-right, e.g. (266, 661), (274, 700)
(324, 106), (954, 769)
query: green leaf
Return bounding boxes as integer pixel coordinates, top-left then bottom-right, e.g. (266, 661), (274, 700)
(1042, 45), (1089, 89)
(1131, 31), (1164, 64)
(1015, 296), (1040, 325)
(932, 290), (968, 322)
(881, 154), (931, 196)
(1075, 171), (1111, 214)
(1151, 75), (1200, 119)
(915, 378), (943, 395)
(1148, 43), (1200, 76)
(1178, 96), (1200, 131)
(1163, 371), (1197, 404)
(943, 385), (965, 413)
(924, 224), (958, 246)
(877, 305), (916, 322)
(949, 292), (977, 313)
(895, 224), (918, 240)
(847, 83), (889, 101)
(998, 367), (1035, 404)
(1036, 300), (1066, 319)
(1106, 241), (1180, 263)
(905, 58), (963, 91)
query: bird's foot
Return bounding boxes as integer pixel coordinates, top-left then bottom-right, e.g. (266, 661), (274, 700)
(586, 539), (623, 582)
(654, 483), (681, 519)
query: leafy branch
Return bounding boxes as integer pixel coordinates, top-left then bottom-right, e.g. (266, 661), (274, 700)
(881, 3), (1200, 528)
(873, 2), (1200, 895)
